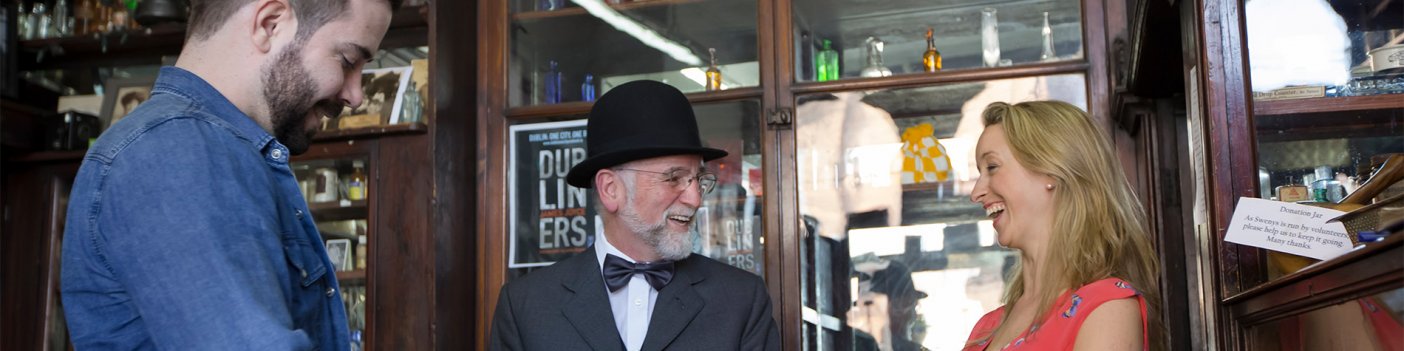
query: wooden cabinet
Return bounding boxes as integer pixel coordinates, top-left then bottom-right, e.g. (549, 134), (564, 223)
(475, 0), (1125, 349)
(2, 1), (480, 349)
(1172, 0), (1404, 348)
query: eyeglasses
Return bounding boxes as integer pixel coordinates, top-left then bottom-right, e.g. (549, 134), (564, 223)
(615, 168), (719, 194)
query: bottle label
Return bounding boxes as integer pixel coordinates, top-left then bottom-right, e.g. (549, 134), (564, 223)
(349, 181), (365, 200)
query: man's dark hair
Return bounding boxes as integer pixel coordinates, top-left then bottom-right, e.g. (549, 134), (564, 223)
(187, 0), (403, 42)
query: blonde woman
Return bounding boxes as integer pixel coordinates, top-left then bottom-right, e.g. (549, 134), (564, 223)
(963, 101), (1163, 351)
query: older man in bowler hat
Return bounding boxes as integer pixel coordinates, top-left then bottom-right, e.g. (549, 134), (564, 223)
(489, 80), (781, 351)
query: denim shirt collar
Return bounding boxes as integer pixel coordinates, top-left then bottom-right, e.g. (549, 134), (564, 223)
(151, 66), (290, 162)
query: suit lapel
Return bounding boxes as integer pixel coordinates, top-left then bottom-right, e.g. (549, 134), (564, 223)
(560, 246), (625, 351)
(640, 256), (707, 351)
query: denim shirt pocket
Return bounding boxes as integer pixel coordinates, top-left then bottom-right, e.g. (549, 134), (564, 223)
(282, 236), (328, 288)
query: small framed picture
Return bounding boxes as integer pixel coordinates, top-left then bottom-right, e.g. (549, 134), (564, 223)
(325, 239), (353, 272)
(338, 66), (413, 128)
(100, 76), (158, 129)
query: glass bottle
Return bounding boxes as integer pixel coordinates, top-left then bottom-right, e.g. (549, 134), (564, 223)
(356, 235), (368, 270)
(922, 27), (942, 72)
(981, 8), (1000, 68)
(859, 37), (892, 78)
(1040, 12), (1056, 61)
(18, 3), (31, 40)
(75, 0), (94, 36)
(347, 161), (367, 201)
(1310, 166), (1345, 203)
(538, 0), (563, 11)
(705, 48), (722, 91)
(544, 60), (562, 104)
(816, 39), (838, 81)
(34, 2), (51, 39)
(399, 81), (422, 123)
(55, 0), (70, 36)
(581, 74), (596, 102)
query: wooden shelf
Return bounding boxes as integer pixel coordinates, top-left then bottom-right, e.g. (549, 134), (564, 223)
(511, 0), (705, 21)
(313, 122), (429, 142)
(8, 150), (88, 163)
(1253, 94), (1404, 116)
(18, 5), (429, 71)
(1225, 233), (1404, 325)
(309, 200), (369, 221)
(336, 269), (368, 284)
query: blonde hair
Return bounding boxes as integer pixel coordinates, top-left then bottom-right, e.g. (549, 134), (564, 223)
(978, 101), (1164, 350)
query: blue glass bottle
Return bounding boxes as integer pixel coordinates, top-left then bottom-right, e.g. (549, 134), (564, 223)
(581, 74), (597, 102)
(544, 60), (562, 104)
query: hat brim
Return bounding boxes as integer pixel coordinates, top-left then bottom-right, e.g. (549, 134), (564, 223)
(566, 146), (729, 188)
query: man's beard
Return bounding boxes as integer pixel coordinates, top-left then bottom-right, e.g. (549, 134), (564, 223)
(261, 44), (342, 155)
(619, 197), (696, 262)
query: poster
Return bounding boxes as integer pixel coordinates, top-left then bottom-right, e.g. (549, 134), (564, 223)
(509, 120), (596, 268)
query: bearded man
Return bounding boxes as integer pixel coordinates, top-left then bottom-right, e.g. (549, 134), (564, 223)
(60, 0), (399, 349)
(489, 80), (781, 351)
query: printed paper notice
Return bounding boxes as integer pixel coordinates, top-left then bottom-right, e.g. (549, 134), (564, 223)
(1224, 197), (1353, 260)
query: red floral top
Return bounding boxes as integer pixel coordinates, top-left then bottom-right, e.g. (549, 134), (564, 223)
(962, 278), (1148, 351)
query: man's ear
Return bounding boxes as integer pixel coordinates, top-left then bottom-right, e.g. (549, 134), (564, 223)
(250, 0), (294, 54)
(596, 170), (624, 213)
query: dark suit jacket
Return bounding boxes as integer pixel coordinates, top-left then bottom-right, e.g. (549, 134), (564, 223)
(489, 246), (781, 351)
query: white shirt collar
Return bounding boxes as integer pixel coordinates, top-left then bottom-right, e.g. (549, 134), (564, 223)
(594, 229), (638, 276)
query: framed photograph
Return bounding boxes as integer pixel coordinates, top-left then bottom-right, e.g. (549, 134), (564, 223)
(338, 66), (413, 128)
(100, 76), (158, 129)
(325, 239), (352, 272)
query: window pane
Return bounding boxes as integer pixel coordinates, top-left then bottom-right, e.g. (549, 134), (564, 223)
(792, 0), (1084, 82)
(798, 74), (1087, 351)
(507, 99), (765, 279)
(510, 0), (760, 107)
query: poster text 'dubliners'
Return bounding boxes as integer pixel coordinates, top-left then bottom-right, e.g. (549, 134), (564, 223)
(1225, 197), (1352, 261)
(509, 120), (596, 268)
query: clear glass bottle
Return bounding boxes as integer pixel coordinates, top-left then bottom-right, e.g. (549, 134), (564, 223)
(34, 2), (51, 39)
(1310, 166), (1346, 203)
(705, 48), (722, 91)
(859, 37), (892, 78)
(55, 0), (70, 36)
(581, 74), (596, 102)
(1040, 12), (1056, 61)
(18, 2), (31, 40)
(816, 39), (838, 81)
(347, 161), (367, 201)
(922, 27), (942, 72)
(399, 81), (422, 123)
(981, 8), (1000, 68)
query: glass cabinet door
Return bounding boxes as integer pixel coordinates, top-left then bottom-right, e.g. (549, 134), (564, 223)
(797, 74), (1086, 350)
(292, 157), (371, 343)
(508, 0), (760, 107)
(1244, 0), (1404, 276)
(791, 0), (1084, 82)
(505, 100), (765, 279)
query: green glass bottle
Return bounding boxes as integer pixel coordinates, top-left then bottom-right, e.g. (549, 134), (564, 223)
(816, 39), (839, 81)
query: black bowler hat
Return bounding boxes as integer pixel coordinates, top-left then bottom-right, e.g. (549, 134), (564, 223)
(566, 80), (728, 188)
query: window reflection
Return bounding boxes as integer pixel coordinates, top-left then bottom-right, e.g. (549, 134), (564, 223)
(799, 74), (1086, 351)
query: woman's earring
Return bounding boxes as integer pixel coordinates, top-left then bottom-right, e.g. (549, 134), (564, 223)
(1046, 183), (1055, 191)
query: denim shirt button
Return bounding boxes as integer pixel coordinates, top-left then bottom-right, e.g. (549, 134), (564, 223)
(270, 149), (283, 160)
(325, 287), (335, 297)
(301, 270), (308, 279)
(296, 209), (303, 218)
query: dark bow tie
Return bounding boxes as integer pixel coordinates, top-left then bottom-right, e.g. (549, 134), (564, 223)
(603, 254), (675, 292)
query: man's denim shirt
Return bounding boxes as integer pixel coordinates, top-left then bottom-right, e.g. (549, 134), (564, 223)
(61, 67), (350, 350)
